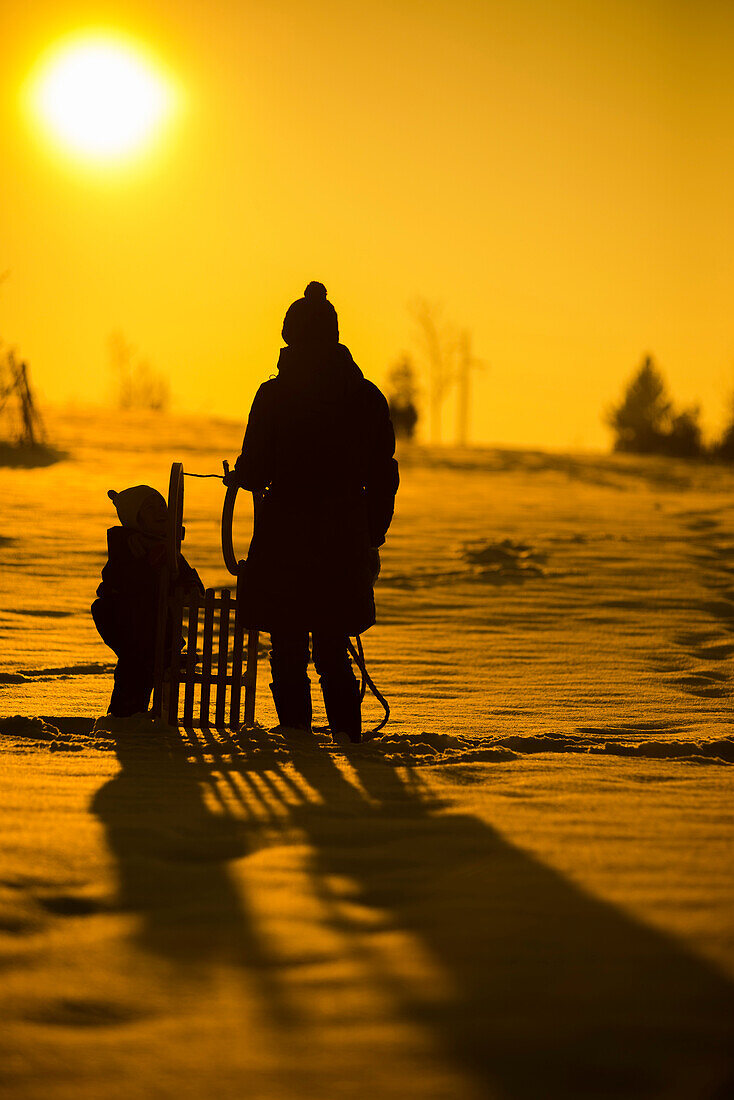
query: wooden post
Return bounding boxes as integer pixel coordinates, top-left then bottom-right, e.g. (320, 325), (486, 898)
(215, 590), (231, 728)
(18, 362), (37, 446)
(456, 331), (469, 448)
(455, 332), (485, 447)
(200, 588), (216, 727)
(183, 595), (200, 726)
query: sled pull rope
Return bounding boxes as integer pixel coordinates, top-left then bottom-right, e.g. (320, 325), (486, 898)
(347, 634), (390, 734)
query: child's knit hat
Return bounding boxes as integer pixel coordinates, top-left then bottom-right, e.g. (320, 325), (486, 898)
(107, 486), (166, 531)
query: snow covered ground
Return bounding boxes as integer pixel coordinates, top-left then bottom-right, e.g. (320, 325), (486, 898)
(1, 408), (733, 1098)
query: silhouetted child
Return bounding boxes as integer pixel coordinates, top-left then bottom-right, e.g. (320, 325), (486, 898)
(92, 485), (203, 718)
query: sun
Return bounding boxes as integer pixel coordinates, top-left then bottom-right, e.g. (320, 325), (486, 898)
(27, 31), (176, 163)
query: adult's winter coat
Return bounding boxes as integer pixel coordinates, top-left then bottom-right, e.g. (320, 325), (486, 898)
(233, 343), (399, 635)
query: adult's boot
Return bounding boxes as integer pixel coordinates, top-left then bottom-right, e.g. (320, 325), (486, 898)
(321, 672), (361, 743)
(269, 679), (312, 732)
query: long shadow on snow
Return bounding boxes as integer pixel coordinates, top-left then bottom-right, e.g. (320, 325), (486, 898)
(93, 726), (734, 1097)
(280, 743), (734, 1100)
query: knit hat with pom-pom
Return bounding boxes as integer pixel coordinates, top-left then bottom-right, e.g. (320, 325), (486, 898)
(282, 281), (339, 347)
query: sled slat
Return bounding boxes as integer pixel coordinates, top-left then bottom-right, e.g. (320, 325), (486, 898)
(229, 576), (245, 730)
(183, 595), (199, 726)
(199, 589), (216, 727)
(244, 628), (259, 727)
(215, 589), (231, 728)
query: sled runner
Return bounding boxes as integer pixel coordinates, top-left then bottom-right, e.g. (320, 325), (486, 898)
(151, 461), (258, 729)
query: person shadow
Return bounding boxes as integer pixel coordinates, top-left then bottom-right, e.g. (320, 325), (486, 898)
(274, 741), (734, 1100)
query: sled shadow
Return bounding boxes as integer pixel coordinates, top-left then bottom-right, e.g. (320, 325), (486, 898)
(90, 725), (295, 1025)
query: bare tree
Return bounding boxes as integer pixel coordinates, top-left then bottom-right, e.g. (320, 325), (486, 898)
(411, 300), (457, 444)
(108, 331), (170, 412)
(454, 330), (485, 447)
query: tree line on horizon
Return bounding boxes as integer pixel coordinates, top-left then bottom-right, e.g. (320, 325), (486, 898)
(608, 355), (734, 461)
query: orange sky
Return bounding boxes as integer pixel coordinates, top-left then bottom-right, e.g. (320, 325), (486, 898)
(1, 0), (732, 449)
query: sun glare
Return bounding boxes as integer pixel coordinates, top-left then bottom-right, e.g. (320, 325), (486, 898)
(28, 32), (176, 163)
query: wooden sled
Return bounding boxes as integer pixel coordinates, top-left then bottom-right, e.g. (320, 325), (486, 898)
(151, 461), (259, 729)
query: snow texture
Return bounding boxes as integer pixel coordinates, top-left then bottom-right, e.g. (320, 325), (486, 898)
(1, 409), (733, 1098)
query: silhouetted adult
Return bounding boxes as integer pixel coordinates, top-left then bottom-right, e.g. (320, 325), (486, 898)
(229, 282), (399, 742)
